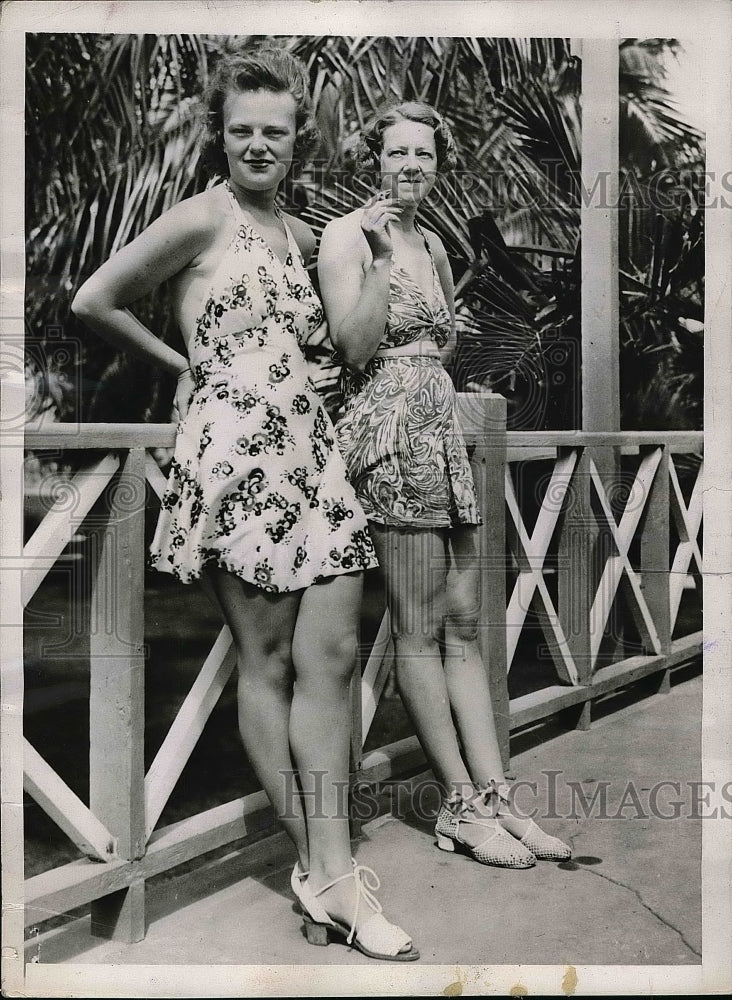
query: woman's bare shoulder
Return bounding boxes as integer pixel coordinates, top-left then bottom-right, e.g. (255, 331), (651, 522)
(123, 185), (231, 269)
(159, 185), (228, 240)
(422, 225), (448, 263)
(281, 212), (316, 263)
(322, 208), (365, 236)
(320, 209), (368, 257)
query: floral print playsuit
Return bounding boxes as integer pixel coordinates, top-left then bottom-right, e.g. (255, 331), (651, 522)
(150, 183), (378, 591)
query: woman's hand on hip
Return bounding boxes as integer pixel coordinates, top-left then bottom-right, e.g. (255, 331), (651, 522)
(173, 368), (195, 422)
(360, 193), (402, 261)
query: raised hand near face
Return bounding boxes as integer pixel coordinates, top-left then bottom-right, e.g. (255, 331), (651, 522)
(359, 191), (403, 261)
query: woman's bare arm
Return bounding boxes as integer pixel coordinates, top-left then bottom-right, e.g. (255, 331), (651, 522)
(283, 212), (317, 266)
(72, 197), (216, 377)
(317, 199), (401, 372)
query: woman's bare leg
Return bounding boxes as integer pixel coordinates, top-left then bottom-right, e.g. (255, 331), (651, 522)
(289, 573), (360, 881)
(207, 567), (309, 867)
(443, 526), (504, 782)
(370, 525), (473, 800)
(444, 527), (529, 836)
(291, 570), (410, 938)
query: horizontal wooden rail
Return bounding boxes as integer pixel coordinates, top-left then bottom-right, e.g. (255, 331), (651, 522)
(25, 790), (272, 929)
(25, 626), (702, 930)
(25, 422), (177, 449)
(342, 632), (703, 791)
(360, 736), (426, 786)
(506, 430), (703, 451)
(24, 423), (703, 454)
(510, 631), (702, 730)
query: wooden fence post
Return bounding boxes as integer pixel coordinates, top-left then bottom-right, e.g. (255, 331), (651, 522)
(580, 38), (620, 439)
(349, 662), (364, 838)
(461, 393), (510, 772)
(0, 370), (26, 991)
(639, 445), (671, 691)
(558, 447), (594, 729)
(89, 447), (146, 941)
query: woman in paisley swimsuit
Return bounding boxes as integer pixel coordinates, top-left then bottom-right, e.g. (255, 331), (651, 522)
(319, 102), (571, 869)
(72, 48), (417, 961)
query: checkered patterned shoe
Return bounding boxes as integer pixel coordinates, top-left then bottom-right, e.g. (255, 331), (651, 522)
(516, 818), (572, 860)
(474, 783), (572, 861)
(435, 793), (536, 869)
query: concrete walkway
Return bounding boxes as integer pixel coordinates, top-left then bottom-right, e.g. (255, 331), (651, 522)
(28, 674), (701, 969)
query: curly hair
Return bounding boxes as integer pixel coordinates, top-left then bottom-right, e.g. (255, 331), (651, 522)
(356, 101), (458, 174)
(200, 45), (321, 178)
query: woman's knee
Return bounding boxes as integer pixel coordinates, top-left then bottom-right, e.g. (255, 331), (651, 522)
(445, 613), (479, 644)
(390, 614), (443, 656)
(292, 574), (361, 679)
(237, 637), (295, 692)
(292, 624), (358, 684)
(389, 582), (446, 646)
(445, 579), (481, 643)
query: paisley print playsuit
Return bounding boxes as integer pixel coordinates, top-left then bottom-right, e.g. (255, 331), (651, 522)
(150, 183), (378, 591)
(335, 225), (481, 529)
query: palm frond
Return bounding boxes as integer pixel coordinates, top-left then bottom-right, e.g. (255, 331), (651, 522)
(25, 33), (701, 431)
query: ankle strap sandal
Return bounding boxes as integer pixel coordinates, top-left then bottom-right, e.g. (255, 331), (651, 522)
(297, 863), (419, 962)
(435, 791), (536, 869)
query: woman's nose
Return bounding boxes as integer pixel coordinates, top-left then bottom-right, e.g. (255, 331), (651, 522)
(250, 131), (267, 151)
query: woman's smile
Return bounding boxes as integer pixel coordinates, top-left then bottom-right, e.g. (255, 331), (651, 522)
(223, 89), (298, 192)
(244, 158), (276, 169)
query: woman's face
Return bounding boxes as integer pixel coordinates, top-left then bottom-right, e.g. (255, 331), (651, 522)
(379, 119), (438, 206)
(222, 88), (298, 192)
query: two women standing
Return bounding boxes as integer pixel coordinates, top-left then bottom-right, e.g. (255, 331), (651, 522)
(73, 44), (568, 964)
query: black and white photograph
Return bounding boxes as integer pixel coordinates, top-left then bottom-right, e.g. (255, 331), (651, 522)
(1, 1), (730, 996)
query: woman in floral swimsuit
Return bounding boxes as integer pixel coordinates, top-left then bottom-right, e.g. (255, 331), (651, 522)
(319, 101), (571, 871)
(72, 47), (417, 962)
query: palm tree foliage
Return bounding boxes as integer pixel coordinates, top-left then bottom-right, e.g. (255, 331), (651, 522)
(25, 33), (702, 429)
(26, 33), (218, 420)
(617, 39), (704, 430)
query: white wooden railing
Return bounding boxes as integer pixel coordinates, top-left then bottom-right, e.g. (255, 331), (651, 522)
(16, 400), (702, 942)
